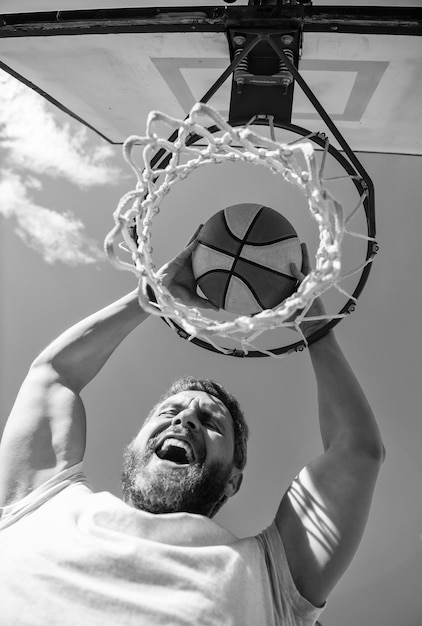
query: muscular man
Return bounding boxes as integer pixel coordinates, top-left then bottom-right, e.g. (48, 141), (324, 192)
(0, 240), (384, 625)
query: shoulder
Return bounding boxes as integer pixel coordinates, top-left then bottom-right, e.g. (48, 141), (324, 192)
(255, 521), (326, 624)
(0, 462), (91, 531)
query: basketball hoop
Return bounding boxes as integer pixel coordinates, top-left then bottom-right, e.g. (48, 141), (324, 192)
(105, 103), (377, 357)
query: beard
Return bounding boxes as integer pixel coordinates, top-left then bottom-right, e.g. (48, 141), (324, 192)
(121, 438), (233, 518)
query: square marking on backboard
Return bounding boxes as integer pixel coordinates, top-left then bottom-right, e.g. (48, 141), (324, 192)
(152, 58), (389, 124)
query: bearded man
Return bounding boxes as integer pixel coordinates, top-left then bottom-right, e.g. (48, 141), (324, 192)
(0, 239), (384, 626)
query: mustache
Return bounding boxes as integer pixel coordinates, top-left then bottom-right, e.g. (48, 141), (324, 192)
(121, 439), (232, 517)
(149, 425), (206, 464)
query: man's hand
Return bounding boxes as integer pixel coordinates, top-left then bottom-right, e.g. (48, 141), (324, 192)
(290, 243), (328, 338)
(157, 226), (219, 311)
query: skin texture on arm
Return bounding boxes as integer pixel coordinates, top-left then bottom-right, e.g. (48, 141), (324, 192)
(275, 246), (385, 608)
(0, 290), (149, 506)
(0, 235), (216, 507)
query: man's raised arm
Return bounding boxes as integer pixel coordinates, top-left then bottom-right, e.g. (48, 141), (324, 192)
(0, 235), (216, 508)
(275, 247), (385, 608)
(275, 331), (385, 609)
(0, 289), (149, 508)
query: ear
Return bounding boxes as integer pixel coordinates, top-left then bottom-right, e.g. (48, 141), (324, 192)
(223, 467), (243, 499)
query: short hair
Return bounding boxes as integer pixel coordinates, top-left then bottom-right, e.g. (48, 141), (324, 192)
(154, 377), (249, 471)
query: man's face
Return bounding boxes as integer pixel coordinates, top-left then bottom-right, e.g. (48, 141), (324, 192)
(121, 390), (242, 517)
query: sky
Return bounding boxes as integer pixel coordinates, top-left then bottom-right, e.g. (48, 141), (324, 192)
(1, 65), (422, 626)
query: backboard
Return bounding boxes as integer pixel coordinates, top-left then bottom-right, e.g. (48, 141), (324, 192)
(0, 1), (421, 154)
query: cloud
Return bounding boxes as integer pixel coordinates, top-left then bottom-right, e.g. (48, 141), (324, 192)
(0, 71), (120, 187)
(0, 171), (104, 266)
(0, 70), (123, 265)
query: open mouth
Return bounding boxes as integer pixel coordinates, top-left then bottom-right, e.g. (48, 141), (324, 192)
(155, 437), (196, 466)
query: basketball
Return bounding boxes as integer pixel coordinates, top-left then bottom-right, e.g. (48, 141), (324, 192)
(192, 203), (302, 314)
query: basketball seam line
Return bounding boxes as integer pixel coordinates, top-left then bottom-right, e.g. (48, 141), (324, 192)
(220, 208), (297, 246)
(198, 269), (265, 311)
(197, 238), (299, 261)
(199, 208), (299, 280)
(226, 206), (265, 307)
(196, 264), (298, 281)
(228, 270), (288, 311)
(205, 208), (297, 310)
(232, 272), (265, 311)
(223, 205), (262, 246)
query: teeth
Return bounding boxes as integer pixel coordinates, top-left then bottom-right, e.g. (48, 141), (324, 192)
(160, 438), (194, 463)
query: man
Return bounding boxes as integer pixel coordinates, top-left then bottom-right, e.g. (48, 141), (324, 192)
(0, 239), (384, 625)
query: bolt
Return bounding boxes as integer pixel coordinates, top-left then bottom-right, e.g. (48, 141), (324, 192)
(234, 35), (246, 46)
(281, 35), (294, 45)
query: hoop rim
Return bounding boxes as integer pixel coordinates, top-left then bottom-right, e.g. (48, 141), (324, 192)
(147, 117), (376, 357)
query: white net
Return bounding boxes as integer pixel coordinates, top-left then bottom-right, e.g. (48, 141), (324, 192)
(105, 103), (373, 357)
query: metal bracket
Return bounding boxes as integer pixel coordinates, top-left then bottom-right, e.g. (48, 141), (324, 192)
(228, 29), (301, 126)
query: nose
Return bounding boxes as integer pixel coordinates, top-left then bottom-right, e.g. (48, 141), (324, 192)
(171, 399), (200, 431)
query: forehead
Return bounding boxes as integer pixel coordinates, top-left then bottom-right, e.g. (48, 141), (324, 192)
(159, 390), (230, 418)
(138, 389), (235, 445)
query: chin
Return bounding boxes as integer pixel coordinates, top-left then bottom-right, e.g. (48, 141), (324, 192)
(121, 443), (232, 518)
